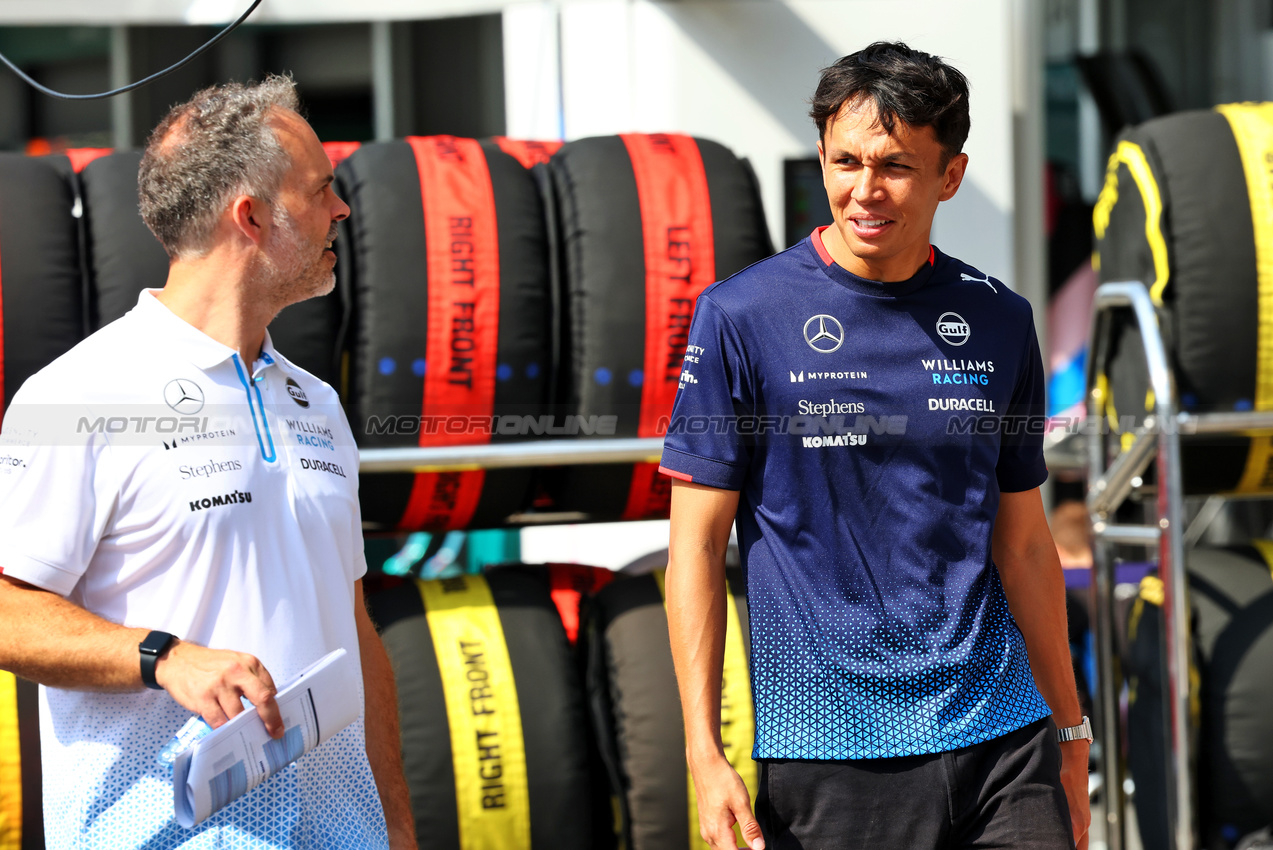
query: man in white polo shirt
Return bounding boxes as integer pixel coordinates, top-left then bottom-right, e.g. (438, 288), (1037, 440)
(0, 77), (415, 848)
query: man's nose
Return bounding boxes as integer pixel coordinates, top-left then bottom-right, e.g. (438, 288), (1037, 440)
(854, 167), (886, 201)
(332, 194), (351, 222)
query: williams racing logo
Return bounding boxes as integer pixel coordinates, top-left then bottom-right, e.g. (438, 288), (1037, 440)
(935, 312), (970, 346)
(803, 315), (844, 354)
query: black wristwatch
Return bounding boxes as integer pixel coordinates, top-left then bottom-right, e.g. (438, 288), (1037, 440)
(139, 630), (176, 690)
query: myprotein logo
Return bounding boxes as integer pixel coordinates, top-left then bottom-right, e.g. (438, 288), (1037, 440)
(286, 378), (310, 409)
(936, 312), (970, 346)
(164, 379), (205, 414)
(179, 458), (243, 481)
(803, 315), (844, 353)
(789, 369), (868, 383)
(189, 490), (252, 512)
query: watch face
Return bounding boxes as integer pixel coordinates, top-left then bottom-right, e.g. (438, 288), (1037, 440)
(140, 631), (174, 655)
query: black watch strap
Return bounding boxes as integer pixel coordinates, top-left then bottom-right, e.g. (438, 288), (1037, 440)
(138, 630), (176, 690)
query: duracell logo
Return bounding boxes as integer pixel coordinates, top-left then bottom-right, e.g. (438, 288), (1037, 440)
(299, 457), (347, 478)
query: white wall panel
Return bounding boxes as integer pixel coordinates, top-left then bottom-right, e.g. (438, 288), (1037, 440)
(551, 0), (1024, 292)
(503, 2), (562, 139)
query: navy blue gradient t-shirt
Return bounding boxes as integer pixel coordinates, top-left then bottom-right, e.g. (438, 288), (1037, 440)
(659, 230), (1053, 760)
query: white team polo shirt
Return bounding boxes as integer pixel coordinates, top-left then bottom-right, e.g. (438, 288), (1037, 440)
(0, 290), (387, 849)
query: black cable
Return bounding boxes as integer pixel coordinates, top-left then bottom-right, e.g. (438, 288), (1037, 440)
(0, 0), (264, 101)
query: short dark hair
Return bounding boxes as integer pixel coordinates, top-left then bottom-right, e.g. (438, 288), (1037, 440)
(138, 75), (300, 259)
(810, 42), (970, 163)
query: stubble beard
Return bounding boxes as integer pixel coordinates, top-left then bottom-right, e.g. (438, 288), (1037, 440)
(257, 207), (336, 312)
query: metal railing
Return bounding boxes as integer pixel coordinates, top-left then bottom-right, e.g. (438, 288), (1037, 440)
(357, 437), (665, 473)
(1085, 281), (1191, 850)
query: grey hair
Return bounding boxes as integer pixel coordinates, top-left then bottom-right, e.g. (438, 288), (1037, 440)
(138, 74), (301, 259)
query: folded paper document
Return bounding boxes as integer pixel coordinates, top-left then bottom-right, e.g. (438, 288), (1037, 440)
(172, 647), (360, 828)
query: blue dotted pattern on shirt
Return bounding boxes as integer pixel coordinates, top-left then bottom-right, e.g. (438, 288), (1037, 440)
(43, 694), (388, 849)
(748, 578), (1051, 760)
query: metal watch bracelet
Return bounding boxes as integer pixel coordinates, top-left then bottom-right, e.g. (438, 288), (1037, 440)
(1056, 715), (1093, 743)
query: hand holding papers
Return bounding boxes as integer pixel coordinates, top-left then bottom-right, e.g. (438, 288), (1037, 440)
(172, 647), (360, 828)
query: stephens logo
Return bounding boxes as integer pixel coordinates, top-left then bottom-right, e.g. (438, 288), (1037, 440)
(803, 315), (844, 353)
(286, 378), (310, 408)
(164, 379), (205, 414)
(179, 458), (243, 481)
(936, 312), (971, 346)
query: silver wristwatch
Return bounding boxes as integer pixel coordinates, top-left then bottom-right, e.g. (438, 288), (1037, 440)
(1057, 716), (1093, 743)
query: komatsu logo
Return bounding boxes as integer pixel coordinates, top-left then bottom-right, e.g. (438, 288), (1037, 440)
(936, 312), (970, 346)
(802, 434), (868, 448)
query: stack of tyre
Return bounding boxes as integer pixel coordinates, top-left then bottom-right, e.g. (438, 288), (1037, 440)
(543, 134), (771, 521)
(1124, 545), (1273, 849)
(1096, 104), (1273, 848)
(365, 559), (760, 850)
(335, 132), (771, 529)
(1094, 104), (1273, 493)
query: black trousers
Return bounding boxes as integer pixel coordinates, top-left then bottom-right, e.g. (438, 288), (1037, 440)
(756, 718), (1073, 850)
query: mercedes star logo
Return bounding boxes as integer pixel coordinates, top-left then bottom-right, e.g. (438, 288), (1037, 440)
(803, 314), (845, 353)
(164, 379), (205, 414)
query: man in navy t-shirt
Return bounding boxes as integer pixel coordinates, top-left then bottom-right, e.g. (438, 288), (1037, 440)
(662, 42), (1090, 850)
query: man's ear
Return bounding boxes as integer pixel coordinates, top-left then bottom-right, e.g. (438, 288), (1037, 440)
(938, 152), (969, 202)
(228, 195), (268, 246)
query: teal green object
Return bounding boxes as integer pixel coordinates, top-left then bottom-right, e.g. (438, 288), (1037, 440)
(420, 531), (466, 579)
(381, 532), (432, 576)
(464, 529), (521, 573)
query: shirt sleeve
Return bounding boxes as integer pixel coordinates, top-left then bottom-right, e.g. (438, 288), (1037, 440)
(0, 389), (116, 596)
(658, 294), (753, 490)
(996, 312), (1049, 493)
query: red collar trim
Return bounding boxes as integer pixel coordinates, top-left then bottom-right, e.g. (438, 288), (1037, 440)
(812, 226), (834, 265)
